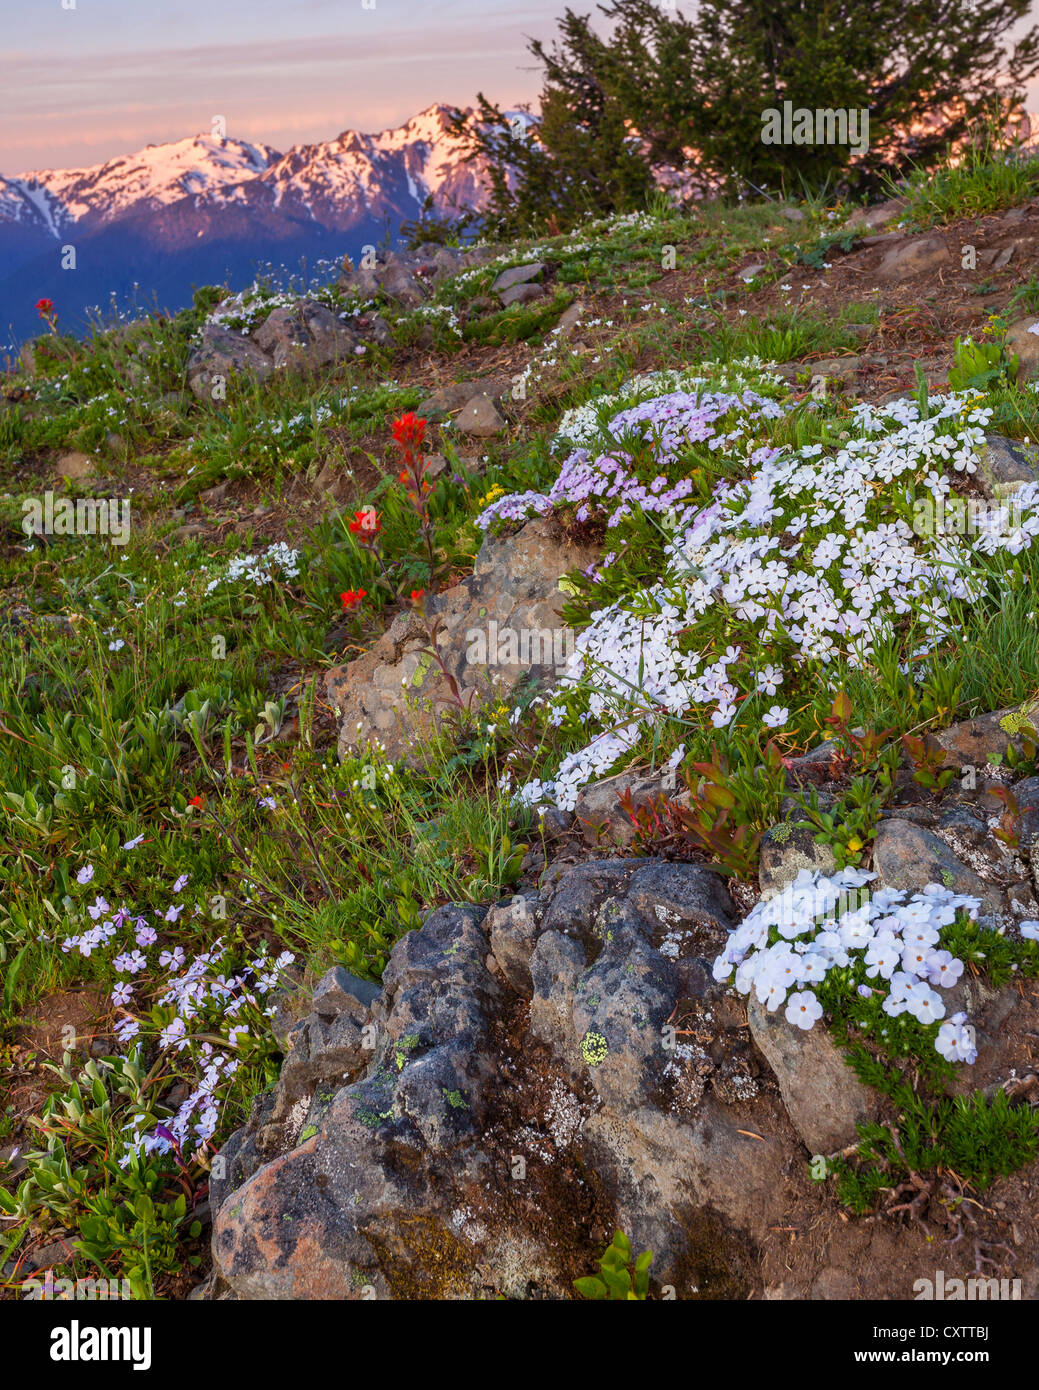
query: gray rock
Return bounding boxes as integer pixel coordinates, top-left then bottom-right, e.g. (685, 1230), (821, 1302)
(492, 262), (545, 294)
(417, 377), (509, 417)
(529, 929), (586, 1057)
(212, 858), (797, 1299)
(808, 356), (861, 383)
(500, 282), (546, 308)
(455, 393), (506, 436)
(747, 994), (880, 1153)
(572, 768), (672, 847)
(924, 702), (1039, 772)
(555, 301), (586, 336)
(873, 819), (1005, 915)
(24, 1241), (74, 1273)
(1012, 776), (1039, 850)
(1005, 317), (1039, 384)
(537, 806), (574, 843)
(186, 325), (273, 400)
(312, 965), (380, 1019)
(537, 858), (636, 936)
(937, 805), (990, 845)
(624, 859), (735, 951)
(845, 198), (905, 232)
(976, 433), (1039, 498)
(876, 234), (947, 281)
(253, 299), (360, 369)
(352, 311), (394, 348)
(486, 894), (543, 994)
(213, 903), (503, 1299)
(327, 516), (598, 763)
(758, 823), (837, 899)
(380, 264), (425, 307)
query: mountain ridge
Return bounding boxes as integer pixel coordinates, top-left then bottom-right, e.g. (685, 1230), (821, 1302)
(0, 104), (496, 345)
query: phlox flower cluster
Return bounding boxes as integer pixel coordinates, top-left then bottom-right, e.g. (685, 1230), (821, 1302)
(201, 284), (297, 335)
(478, 375), (786, 533)
(712, 867), (981, 1064)
(61, 863), (294, 1160)
(505, 371), (1039, 811)
(204, 541), (301, 592)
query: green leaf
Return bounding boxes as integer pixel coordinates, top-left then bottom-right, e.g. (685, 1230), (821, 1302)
(611, 1229), (632, 1262)
(601, 1267), (631, 1299)
(573, 1276), (608, 1299)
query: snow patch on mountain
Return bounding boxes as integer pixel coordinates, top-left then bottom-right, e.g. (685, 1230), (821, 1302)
(0, 105), (487, 238)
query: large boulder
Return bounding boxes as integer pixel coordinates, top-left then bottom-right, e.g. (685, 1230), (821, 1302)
(326, 516), (598, 763)
(210, 859), (798, 1299)
(252, 299), (361, 369)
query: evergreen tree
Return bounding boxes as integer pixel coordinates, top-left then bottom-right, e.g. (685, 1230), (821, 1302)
(602, 0), (1039, 194)
(462, 0), (1039, 223)
(449, 10), (655, 235)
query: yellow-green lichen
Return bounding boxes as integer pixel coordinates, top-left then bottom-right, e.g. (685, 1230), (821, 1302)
(581, 1030), (609, 1066)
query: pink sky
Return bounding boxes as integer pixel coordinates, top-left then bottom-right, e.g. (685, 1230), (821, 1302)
(4, 0), (1039, 176)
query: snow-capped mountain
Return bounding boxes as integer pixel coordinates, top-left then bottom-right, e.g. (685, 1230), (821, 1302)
(0, 104), (491, 343)
(5, 135), (279, 237)
(255, 105), (489, 228)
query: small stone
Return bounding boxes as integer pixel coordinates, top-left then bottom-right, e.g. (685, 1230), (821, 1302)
(573, 769), (670, 848)
(538, 807), (573, 843)
(500, 282), (545, 308)
(845, 197), (906, 232)
(758, 824), (837, 899)
(492, 262), (545, 294)
(25, 1241), (72, 1272)
(876, 234), (947, 281)
(54, 451), (94, 482)
(456, 394), (506, 436)
(417, 378), (509, 417)
(555, 301), (586, 335)
(1005, 317), (1039, 384)
(976, 434), (1039, 498)
(311, 966), (380, 1019)
(808, 356), (861, 382)
(925, 702), (1039, 771)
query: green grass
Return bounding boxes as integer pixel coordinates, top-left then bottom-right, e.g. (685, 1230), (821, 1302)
(895, 130), (1039, 230)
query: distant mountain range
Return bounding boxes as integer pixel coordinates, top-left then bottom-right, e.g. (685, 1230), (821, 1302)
(0, 104), (502, 347)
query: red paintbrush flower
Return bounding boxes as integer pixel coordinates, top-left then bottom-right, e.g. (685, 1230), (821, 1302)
(391, 412), (426, 448)
(187, 794), (205, 808)
(348, 508), (381, 538)
(410, 588), (425, 603)
(340, 588), (367, 611)
(35, 298), (54, 318)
